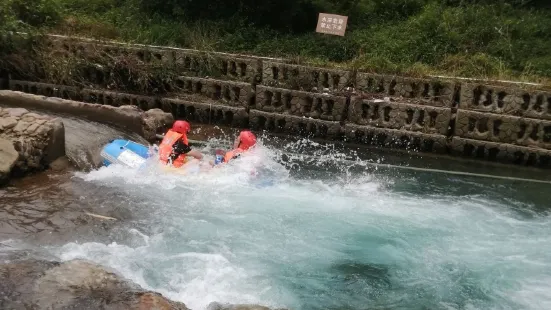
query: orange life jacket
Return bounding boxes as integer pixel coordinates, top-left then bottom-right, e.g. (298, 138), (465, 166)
(158, 129), (189, 168)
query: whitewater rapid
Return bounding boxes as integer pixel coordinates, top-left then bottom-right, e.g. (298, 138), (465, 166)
(3, 135), (551, 310)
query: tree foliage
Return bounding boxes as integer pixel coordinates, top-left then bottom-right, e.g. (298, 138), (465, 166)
(2, 0), (551, 79)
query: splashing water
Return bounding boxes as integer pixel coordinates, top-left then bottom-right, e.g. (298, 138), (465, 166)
(5, 133), (551, 310)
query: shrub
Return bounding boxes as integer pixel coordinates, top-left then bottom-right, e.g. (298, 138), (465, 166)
(6, 0), (61, 28)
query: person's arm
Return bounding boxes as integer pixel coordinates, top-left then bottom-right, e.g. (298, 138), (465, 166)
(169, 139), (203, 161)
(187, 149), (203, 160)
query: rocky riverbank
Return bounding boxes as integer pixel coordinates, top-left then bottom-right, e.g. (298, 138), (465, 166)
(0, 90), (178, 185)
(0, 107), (65, 185)
(0, 252), (191, 310)
(0, 99), (286, 310)
(0, 250), (287, 310)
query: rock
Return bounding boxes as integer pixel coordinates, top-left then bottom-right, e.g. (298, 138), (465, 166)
(119, 105), (142, 112)
(22, 112), (48, 121)
(12, 120), (31, 134)
(43, 118), (66, 164)
(49, 156), (70, 171)
(25, 122), (41, 134)
(143, 108), (174, 142)
(0, 108), (65, 185)
(35, 123), (52, 136)
(0, 258), (190, 310)
(0, 116), (17, 130)
(6, 107), (29, 117)
(0, 138), (19, 185)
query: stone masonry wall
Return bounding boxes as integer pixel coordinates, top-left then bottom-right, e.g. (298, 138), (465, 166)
(4, 34), (551, 168)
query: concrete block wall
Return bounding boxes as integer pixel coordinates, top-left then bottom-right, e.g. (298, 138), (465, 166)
(255, 85), (347, 121)
(454, 82), (551, 166)
(46, 36), (263, 84)
(262, 61), (353, 91)
(4, 34), (551, 168)
(170, 76), (255, 108)
(355, 73), (457, 108)
(347, 99), (451, 135)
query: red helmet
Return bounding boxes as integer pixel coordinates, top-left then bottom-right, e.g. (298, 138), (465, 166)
(238, 130), (256, 150)
(172, 120), (190, 134)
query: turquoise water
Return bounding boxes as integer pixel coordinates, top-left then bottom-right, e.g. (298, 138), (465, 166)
(2, 109), (550, 310)
(28, 137), (549, 310)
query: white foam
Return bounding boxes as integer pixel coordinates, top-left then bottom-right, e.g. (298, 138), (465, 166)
(53, 235), (291, 310)
(44, 137), (551, 309)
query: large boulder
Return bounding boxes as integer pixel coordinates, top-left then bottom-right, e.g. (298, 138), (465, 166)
(0, 258), (190, 310)
(142, 108), (174, 142)
(0, 107), (65, 184)
(0, 138), (19, 185)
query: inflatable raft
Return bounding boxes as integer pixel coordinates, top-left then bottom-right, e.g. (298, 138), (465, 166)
(99, 138), (275, 186)
(100, 139), (151, 169)
(100, 138), (210, 174)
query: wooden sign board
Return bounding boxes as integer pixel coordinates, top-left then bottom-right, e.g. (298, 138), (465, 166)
(315, 13), (348, 36)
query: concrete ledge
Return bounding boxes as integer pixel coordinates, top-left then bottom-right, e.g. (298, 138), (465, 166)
(0, 90), (145, 136)
(344, 123), (448, 153)
(449, 137), (551, 167)
(0, 90), (174, 142)
(249, 109), (342, 139)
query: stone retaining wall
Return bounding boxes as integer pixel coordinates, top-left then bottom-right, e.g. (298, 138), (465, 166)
(347, 98), (451, 136)
(355, 73), (457, 108)
(255, 85), (348, 121)
(4, 34), (551, 168)
(262, 61), (353, 91)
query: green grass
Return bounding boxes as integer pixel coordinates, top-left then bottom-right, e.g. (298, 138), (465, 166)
(3, 0), (551, 86)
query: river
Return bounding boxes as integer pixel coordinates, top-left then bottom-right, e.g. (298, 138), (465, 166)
(1, 112), (551, 310)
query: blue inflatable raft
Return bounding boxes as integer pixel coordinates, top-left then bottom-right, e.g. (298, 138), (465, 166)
(100, 139), (151, 169)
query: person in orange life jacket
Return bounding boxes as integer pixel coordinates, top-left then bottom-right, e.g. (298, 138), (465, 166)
(212, 130), (257, 165)
(158, 120), (203, 168)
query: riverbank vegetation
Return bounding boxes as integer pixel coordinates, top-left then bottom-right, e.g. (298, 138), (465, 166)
(2, 0), (551, 84)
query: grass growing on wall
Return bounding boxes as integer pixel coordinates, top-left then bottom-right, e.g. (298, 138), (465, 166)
(2, 0), (551, 85)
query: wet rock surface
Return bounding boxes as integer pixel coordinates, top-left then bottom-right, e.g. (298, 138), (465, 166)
(142, 108), (174, 142)
(0, 168), (149, 246)
(0, 166), (289, 310)
(0, 138), (19, 185)
(0, 248), (285, 310)
(0, 107), (65, 185)
(0, 256), (190, 310)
